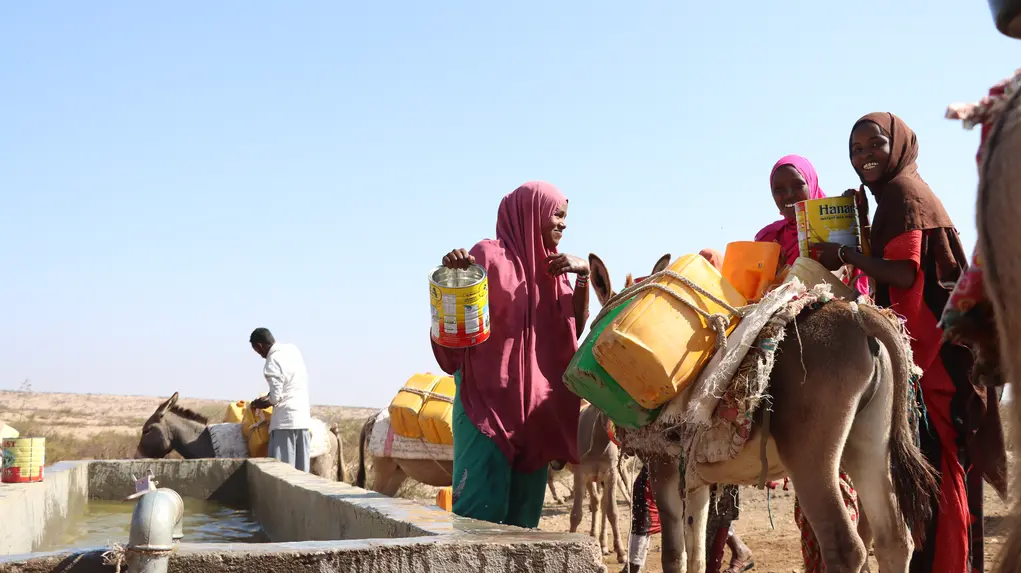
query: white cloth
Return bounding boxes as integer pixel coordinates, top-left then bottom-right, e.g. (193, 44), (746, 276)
(628, 534), (651, 565)
(368, 409), (453, 461)
(207, 420), (329, 460)
(207, 423), (248, 458)
(307, 418), (331, 459)
(262, 342), (312, 431)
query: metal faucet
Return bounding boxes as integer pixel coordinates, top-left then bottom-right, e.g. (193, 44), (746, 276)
(122, 470), (184, 573)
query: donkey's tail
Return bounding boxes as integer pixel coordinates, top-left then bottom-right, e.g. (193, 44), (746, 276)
(329, 424), (348, 483)
(856, 303), (940, 540)
(355, 414), (375, 489)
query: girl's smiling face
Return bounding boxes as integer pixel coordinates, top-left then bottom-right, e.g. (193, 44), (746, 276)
(850, 121), (892, 184)
(770, 164), (811, 221)
(542, 202), (568, 250)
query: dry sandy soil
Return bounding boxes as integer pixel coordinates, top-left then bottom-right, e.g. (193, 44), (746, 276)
(0, 389), (1012, 572)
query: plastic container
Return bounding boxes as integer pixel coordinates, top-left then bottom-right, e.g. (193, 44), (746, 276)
(2, 437), (45, 483)
(242, 405), (273, 458)
(786, 257), (859, 300)
(223, 400), (246, 424)
(436, 486), (453, 511)
(389, 373), (455, 444)
(592, 254), (747, 410)
(418, 376), (456, 445)
(563, 301), (662, 429)
(722, 241), (782, 302)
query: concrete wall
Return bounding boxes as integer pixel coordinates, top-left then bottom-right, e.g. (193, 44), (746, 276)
(247, 458), (432, 541)
(0, 458), (606, 573)
(1, 536), (606, 573)
(0, 461), (89, 556)
(89, 459), (248, 506)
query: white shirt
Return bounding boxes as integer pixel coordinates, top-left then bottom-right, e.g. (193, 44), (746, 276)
(262, 342), (312, 431)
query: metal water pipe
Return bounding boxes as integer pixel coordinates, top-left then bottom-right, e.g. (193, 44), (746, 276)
(125, 488), (183, 573)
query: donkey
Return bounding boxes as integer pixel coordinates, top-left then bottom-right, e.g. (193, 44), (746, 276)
(136, 392), (346, 482)
(587, 253), (938, 573)
(972, 89), (1021, 573)
(567, 403), (629, 563)
(355, 411), (454, 496)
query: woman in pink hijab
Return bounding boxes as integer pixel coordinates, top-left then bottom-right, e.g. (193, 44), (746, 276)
(757, 155), (869, 573)
(757, 154), (871, 297)
(432, 181), (589, 528)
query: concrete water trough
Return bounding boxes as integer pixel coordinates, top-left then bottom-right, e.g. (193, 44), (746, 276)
(0, 458), (605, 572)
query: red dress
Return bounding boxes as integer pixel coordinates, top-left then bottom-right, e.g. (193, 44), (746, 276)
(884, 230), (970, 573)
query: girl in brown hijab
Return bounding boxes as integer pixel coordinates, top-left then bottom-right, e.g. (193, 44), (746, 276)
(817, 112), (1006, 573)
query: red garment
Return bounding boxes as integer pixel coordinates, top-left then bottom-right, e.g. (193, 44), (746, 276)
(432, 182), (581, 473)
(885, 230), (969, 573)
(644, 474), (661, 535)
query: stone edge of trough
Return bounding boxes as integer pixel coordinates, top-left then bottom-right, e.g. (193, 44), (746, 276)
(0, 458), (606, 572)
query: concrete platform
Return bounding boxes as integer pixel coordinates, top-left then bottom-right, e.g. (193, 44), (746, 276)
(0, 458), (605, 572)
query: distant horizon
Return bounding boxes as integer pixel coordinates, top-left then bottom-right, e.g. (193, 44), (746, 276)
(0, 384), (383, 411)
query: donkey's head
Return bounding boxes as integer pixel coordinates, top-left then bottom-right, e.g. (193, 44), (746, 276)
(135, 392), (209, 459)
(588, 253), (671, 307)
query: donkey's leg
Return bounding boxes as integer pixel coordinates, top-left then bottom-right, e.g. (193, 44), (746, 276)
(372, 458), (408, 497)
(769, 309), (875, 572)
(603, 470), (626, 563)
(569, 468), (586, 534)
(589, 481), (603, 546)
(771, 382), (866, 573)
(547, 473), (563, 504)
(843, 380), (912, 573)
(649, 457), (685, 573)
(683, 484), (711, 573)
(598, 476), (610, 555)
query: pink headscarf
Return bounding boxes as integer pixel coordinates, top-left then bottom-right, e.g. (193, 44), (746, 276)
(432, 181), (580, 473)
(755, 155), (826, 267)
(755, 154), (870, 297)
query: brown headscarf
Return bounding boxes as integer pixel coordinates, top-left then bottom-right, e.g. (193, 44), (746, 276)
(851, 112), (968, 284)
(851, 112), (1006, 499)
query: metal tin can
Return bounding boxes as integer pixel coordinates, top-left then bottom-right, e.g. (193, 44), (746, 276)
(429, 264), (491, 348)
(795, 196), (866, 260)
(1, 437), (45, 483)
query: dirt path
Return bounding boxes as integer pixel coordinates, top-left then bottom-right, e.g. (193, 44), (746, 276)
(537, 477), (1009, 572)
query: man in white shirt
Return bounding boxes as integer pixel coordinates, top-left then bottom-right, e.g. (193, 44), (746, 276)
(249, 328), (313, 472)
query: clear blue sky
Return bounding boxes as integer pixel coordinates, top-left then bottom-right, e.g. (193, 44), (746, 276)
(1, 1), (1016, 409)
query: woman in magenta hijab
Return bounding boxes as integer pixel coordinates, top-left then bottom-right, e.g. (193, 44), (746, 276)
(432, 181), (589, 528)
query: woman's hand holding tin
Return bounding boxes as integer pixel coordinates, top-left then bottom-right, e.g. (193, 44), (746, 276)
(442, 249), (476, 270)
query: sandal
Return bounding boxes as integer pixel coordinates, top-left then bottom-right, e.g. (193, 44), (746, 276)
(722, 559), (755, 573)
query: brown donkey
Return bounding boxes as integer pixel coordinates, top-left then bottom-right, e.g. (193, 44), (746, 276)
(973, 89), (1021, 573)
(354, 411), (453, 496)
(586, 253), (938, 573)
(136, 392), (346, 482)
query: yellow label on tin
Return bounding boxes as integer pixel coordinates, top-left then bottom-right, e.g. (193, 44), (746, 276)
(795, 197), (863, 260)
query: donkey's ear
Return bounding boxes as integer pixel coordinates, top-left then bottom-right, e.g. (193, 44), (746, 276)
(588, 254), (614, 307)
(653, 254), (671, 275)
(157, 392), (180, 415)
